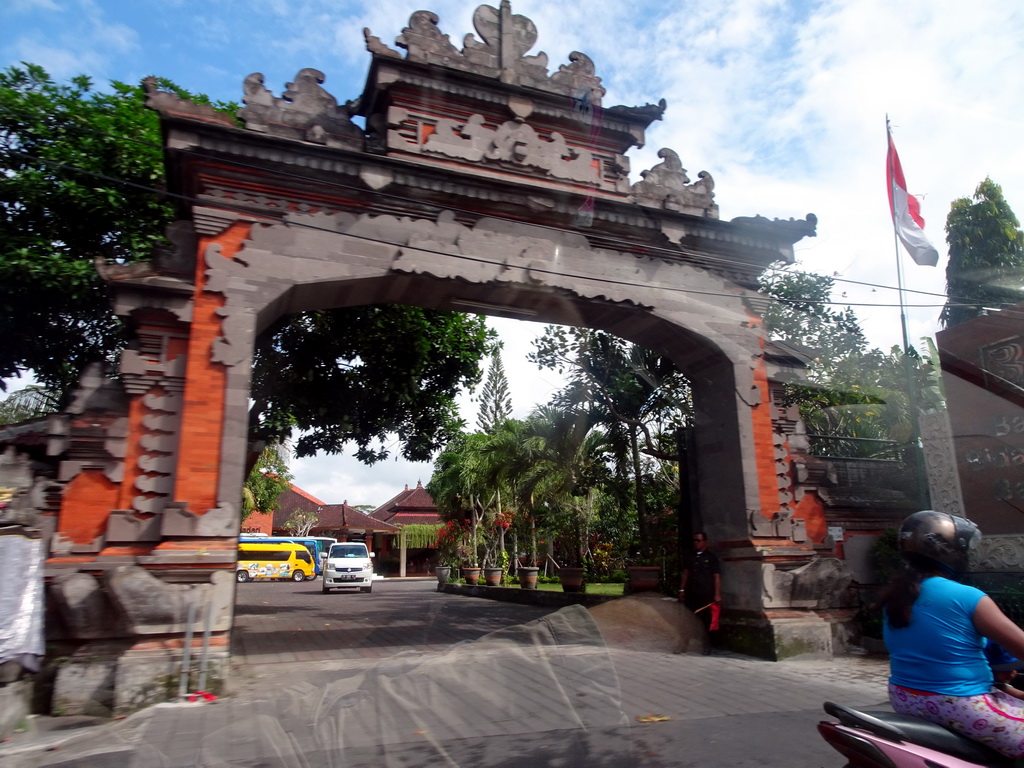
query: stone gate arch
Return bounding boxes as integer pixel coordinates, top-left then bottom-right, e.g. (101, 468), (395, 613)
(26, 2), (847, 713)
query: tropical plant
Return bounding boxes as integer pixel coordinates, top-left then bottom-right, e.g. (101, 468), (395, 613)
(241, 441), (292, 523)
(0, 385), (61, 425)
(941, 178), (1024, 329)
(284, 507), (319, 537)
(530, 326), (690, 557)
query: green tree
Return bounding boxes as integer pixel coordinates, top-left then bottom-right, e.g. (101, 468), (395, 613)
(760, 267), (939, 460)
(941, 178), (1024, 328)
(1, 64), (492, 466)
(759, 267), (867, 385)
(0, 64), (233, 395)
(0, 385), (60, 425)
(530, 326), (690, 555)
(250, 306), (490, 462)
(475, 345), (513, 434)
(284, 507), (320, 537)
(241, 441), (292, 523)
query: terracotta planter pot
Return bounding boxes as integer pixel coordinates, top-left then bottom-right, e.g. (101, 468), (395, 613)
(627, 565), (661, 592)
(483, 567), (503, 587)
(517, 566), (539, 590)
(559, 566), (585, 593)
(435, 566), (451, 586)
(461, 567), (481, 585)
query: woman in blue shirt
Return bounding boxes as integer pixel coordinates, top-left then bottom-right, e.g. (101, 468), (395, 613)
(881, 510), (1024, 758)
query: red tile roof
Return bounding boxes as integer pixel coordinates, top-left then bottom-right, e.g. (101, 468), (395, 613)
(269, 484), (400, 534)
(317, 502), (399, 533)
(371, 481), (440, 525)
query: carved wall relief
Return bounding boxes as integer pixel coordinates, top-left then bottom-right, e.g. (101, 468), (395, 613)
(389, 107), (611, 186)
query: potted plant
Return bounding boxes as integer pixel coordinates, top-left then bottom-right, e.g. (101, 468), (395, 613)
(558, 564), (586, 593)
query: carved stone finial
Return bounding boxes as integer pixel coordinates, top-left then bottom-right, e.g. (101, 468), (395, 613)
(239, 70), (363, 149)
(632, 148), (718, 218)
(142, 77), (234, 127)
(396, 10), (464, 64)
(550, 52), (606, 106)
(364, 27), (402, 58)
(729, 213), (818, 244)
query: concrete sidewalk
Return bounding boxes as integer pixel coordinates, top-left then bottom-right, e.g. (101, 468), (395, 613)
(0, 586), (892, 767)
(0, 648), (890, 768)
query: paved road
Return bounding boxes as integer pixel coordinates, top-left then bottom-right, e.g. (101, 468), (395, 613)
(3, 579), (892, 767)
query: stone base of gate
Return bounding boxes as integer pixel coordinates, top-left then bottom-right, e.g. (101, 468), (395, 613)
(52, 639), (229, 717)
(721, 609), (835, 661)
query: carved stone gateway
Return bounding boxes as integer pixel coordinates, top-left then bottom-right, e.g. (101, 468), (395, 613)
(12, 1), (846, 713)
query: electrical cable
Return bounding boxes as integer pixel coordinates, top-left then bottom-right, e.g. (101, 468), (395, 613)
(4, 114), (1022, 314)
(1, 103), (993, 307)
(14, 145), (1004, 313)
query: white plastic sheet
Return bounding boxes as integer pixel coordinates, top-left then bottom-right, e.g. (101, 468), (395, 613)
(0, 534), (44, 673)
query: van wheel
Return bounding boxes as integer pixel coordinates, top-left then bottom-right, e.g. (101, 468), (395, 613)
(236, 570), (250, 583)
(360, 586), (372, 593)
(292, 570), (306, 582)
(305, 574), (317, 581)
(322, 584), (331, 594)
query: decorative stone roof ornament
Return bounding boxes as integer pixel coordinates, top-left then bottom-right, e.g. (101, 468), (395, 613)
(365, 1), (606, 104)
(631, 148), (718, 218)
(239, 69), (363, 149)
(730, 213), (819, 244)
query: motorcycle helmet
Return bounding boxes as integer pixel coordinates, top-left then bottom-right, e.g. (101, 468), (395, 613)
(898, 509), (981, 575)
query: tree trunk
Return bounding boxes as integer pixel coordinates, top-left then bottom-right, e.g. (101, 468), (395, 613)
(631, 427), (650, 555)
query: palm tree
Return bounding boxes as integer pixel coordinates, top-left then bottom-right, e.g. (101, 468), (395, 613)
(516, 405), (611, 569)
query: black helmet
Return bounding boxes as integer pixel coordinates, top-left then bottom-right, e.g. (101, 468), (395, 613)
(899, 510), (981, 574)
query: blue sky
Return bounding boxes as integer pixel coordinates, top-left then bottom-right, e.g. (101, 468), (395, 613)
(4, 0), (1024, 505)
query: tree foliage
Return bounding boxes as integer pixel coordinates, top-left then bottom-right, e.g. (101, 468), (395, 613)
(1, 64), (493, 466)
(241, 442), (292, 523)
(0, 385), (61, 425)
(530, 326), (690, 555)
(0, 63), (235, 397)
(250, 307), (491, 462)
(941, 178), (1024, 328)
(760, 267), (939, 459)
(284, 507), (319, 537)
(475, 346), (513, 434)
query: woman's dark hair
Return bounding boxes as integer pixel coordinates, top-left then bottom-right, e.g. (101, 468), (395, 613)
(878, 554), (935, 629)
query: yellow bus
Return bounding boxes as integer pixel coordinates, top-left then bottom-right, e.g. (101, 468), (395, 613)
(236, 542), (315, 583)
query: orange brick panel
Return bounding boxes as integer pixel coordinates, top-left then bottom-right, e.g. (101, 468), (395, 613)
(57, 471), (121, 545)
(173, 222), (251, 514)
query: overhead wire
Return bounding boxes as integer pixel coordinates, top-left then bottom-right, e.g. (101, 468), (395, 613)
(3, 108), (1021, 313)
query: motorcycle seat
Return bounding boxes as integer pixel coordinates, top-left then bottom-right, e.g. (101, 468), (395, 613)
(823, 701), (1015, 766)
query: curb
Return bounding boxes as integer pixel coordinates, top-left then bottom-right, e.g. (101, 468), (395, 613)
(438, 582), (640, 608)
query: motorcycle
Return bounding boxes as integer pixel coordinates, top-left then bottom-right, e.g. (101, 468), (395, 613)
(817, 700), (1017, 768)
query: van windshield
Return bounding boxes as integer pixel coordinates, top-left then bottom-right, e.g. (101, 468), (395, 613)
(329, 545), (367, 558)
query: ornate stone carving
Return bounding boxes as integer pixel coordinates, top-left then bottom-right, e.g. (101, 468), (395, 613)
(974, 534), (1024, 572)
(981, 335), (1024, 387)
(414, 111), (598, 183)
(396, 10), (464, 65)
(730, 213), (819, 244)
(632, 149), (719, 218)
(918, 408), (965, 517)
(239, 70), (363, 149)
(366, 2), (606, 103)
(142, 78), (234, 127)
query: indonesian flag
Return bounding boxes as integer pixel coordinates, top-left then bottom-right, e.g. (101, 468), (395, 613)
(886, 123), (939, 266)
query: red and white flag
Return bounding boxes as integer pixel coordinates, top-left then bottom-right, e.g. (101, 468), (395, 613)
(886, 123), (939, 267)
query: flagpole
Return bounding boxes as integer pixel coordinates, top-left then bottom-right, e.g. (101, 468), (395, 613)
(887, 117), (931, 511)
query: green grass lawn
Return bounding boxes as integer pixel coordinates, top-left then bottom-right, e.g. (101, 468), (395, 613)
(533, 581), (625, 595)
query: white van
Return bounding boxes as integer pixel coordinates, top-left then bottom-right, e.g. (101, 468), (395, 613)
(321, 542), (375, 594)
